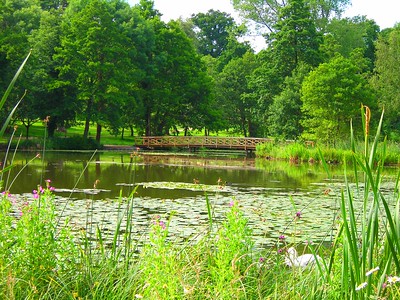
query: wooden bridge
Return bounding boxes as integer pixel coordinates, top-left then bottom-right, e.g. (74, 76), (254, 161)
(133, 136), (272, 151)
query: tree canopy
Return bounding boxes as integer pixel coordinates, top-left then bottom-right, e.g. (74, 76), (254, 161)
(1, 0), (399, 145)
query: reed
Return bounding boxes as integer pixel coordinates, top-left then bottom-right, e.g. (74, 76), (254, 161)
(319, 107), (400, 299)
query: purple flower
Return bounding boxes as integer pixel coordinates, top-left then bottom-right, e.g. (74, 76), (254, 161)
(295, 211), (302, 218)
(159, 221), (166, 230)
(259, 257), (265, 263)
(278, 248), (283, 254)
(229, 200), (235, 207)
(279, 235), (286, 240)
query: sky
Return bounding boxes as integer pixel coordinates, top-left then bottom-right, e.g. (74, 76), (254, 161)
(128, 0), (399, 51)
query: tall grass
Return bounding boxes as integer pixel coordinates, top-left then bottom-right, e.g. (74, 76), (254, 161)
(318, 107), (400, 299)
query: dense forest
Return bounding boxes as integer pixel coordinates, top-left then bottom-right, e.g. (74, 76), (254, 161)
(1, 0), (399, 145)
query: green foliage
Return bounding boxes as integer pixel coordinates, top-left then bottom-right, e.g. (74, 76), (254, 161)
(325, 16), (379, 66)
(48, 136), (102, 150)
(191, 9), (236, 58)
(216, 52), (259, 136)
(268, 63), (311, 139)
(269, 0), (322, 77)
(372, 25), (400, 138)
(301, 54), (376, 144)
(316, 109), (400, 299)
(209, 200), (255, 297)
(135, 214), (184, 299)
(0, 184), (78, 298)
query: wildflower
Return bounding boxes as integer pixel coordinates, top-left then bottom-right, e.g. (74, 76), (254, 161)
(279, 235), (285, 240)
(366, 266), (380, 276)
(33, 189), (39, 199)
(159, 221), (166, 230)
(259, 257), (265, 263)
(1, 191), (10, 198)
(355, 282), (367, 291)
(278, 248), (283, 254)
(295, 211), (302, 219)
(45, 179), (51, 188)
(387, 276), (400, 285)
(229, 200), (235, 207)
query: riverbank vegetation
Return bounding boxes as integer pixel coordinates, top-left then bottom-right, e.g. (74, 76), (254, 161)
(256, 138), (400, 165)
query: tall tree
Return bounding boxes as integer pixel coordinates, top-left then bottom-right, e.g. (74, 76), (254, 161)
(18, 8), (78, 137)
(56, 0), (134, 142)
(372, 25), (400, 138)
(149, 20), (213, 135)
(267, 63), (311, 139)
(301, 54), (376, 144)
(191, 9), (236, 58)
(0, 0), (42, 124)
(325, 16), (379, 69)
(246, 0), (322, 136)
(231, 0), (350, 33)
(268, 0), (322, 77)
(216, 52), (258, 136)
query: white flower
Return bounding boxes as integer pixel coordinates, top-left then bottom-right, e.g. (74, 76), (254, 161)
(355, 282), (367, 291)
(366, 266), (380, 276)
(387, 276), (400, 285)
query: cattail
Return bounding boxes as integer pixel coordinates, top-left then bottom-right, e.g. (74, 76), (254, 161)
(364, 105), (371, 136)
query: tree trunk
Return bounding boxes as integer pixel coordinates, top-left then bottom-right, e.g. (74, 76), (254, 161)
(47, 117), (57, 138)
(96, 123), (101, 143)
(145, 107), (151, 136)
(83, 98), (93, 139)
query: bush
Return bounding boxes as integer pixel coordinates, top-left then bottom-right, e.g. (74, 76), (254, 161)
(48, 136), (103, 150)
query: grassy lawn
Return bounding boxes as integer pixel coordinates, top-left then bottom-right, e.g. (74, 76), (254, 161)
(1, 121), (243, 146)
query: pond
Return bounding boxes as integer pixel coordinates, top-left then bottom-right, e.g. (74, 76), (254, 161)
(1, 150), (398, 248)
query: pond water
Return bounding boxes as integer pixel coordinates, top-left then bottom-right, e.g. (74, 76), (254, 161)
(1, 150), (398, 248)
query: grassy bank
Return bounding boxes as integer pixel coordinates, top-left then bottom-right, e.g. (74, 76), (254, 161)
(256, 139), (400, 165)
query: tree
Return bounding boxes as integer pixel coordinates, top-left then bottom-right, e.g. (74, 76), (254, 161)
(191, 9), (236, 58)
(0, 0), (42, 125)
(56, 0), (134, 142)
(216, 52), (258, 136)
(325, 16), (379, 69)
(268, 0), (322, 78)
(267, 63), (311, 139)
(19, 8), (78, 137)
(301, 55), (376, 144)
(149, 20), (213, 135)
(372, 25), (400, 138)
(246, 0), (322, 137)
(231, 0), (350, 34)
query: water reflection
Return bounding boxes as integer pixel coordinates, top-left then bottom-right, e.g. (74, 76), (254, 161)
(3, 151), (394, 248)
(3, 151), (333, 200)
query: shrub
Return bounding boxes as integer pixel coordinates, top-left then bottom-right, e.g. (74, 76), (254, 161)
(48, 136), (103, 150)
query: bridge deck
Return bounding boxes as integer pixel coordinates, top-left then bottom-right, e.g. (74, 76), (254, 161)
(134, 136), (272, 151)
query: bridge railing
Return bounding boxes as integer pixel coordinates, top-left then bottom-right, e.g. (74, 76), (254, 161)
(134, 136), (273, 150)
